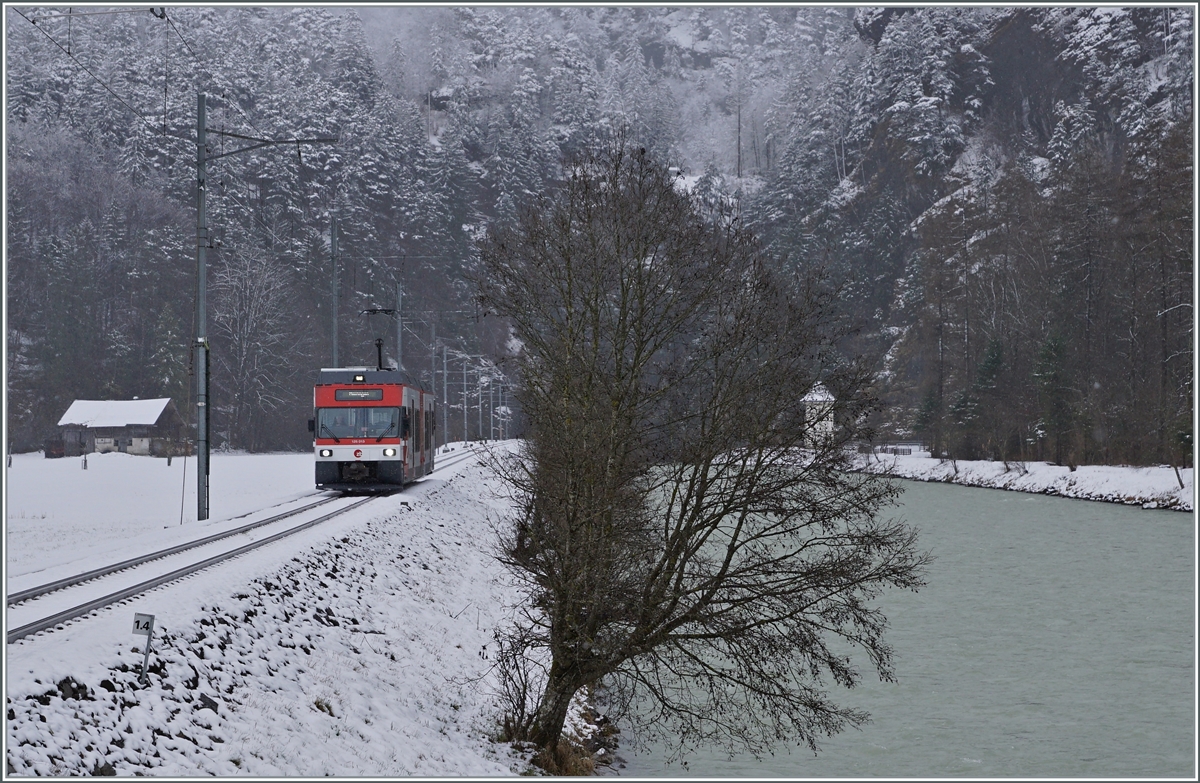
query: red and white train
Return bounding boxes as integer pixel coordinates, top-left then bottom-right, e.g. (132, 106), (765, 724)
(309, 368), (435, 491)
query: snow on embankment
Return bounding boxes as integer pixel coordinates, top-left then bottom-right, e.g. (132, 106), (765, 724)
(5, 455), (535, 776)
(856, 451), (1193, 512)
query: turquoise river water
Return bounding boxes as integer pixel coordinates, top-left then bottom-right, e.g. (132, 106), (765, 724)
(613, 480), (1195, 778)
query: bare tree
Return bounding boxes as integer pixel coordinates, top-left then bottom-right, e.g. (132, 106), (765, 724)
(477, 140), (929, 763)
(211, 246), (301, 450)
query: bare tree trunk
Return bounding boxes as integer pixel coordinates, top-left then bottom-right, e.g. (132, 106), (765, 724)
(529, 662), (585, 750)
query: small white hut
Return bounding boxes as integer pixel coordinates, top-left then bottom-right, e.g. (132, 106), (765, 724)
(802, 383), (836, 445)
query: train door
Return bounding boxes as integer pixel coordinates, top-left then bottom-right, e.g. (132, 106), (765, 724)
(415, 391), (425, 477)
(427, 397), (435, 473)
(401, 386), (413, 481)
(416, 391), (423, 477)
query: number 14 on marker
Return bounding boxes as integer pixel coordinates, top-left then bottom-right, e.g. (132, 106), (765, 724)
(132, 613), (156, 685)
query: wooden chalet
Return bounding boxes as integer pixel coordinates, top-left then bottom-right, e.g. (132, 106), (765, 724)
(53, 398), (186, 457)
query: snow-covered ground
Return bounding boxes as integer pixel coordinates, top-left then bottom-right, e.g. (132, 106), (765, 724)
(6, 445), (1191, 776)
(856, 449), (1194, 512)
(6, 451), (316, 584)
(3, 445), (564, 776)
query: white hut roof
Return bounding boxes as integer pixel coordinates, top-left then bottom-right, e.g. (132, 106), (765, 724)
(57, 399), (173, 428)
(802, 384), (834, 403)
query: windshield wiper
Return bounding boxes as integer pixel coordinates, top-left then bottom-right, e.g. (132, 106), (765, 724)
(320, 423), (341, 443)
(375, 421), (396, 442)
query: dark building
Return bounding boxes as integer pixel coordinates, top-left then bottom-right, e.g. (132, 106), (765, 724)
(53, 398), (186, 458)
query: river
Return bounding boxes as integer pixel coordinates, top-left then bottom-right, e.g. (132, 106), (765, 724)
(611, 480), (1195, 778)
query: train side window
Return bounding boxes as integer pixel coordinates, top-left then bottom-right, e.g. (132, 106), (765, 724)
(399, 407), (410, 438)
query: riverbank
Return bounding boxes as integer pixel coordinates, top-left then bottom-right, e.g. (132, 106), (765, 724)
(855, 450), (1193, 512)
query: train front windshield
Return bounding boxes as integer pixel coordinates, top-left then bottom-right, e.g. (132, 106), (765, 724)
(317, 407), (400, 440)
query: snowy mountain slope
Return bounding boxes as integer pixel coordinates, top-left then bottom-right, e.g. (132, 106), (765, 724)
(750, 6), (1192, 468)
(7, 7), (1190, 468)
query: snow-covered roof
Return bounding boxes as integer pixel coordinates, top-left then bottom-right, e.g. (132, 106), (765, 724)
(802, 384), (834, 403)
(57, 399), (173, 428)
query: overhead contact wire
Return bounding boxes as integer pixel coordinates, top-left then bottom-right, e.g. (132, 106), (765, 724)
(162, 10), (198, 62)
(156, 7), (272, 141)
(10, 7), (192, 147)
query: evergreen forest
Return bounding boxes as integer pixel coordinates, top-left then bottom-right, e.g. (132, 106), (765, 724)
(5, 6), (1193, 467)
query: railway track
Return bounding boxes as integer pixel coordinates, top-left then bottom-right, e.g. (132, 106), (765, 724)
(6, 443), (491, 644)
(6, 494), (340, 607)
(426, 442), (490, 475)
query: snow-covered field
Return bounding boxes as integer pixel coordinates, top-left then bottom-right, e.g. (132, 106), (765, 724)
(6, 451), (316, 584)
(4, 446), (553, 776)
(856, 449), (1194, 512)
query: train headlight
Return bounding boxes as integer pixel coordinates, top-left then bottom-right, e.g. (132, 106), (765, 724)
(382, 448), (397, 457)
(319, 448), (333, 458)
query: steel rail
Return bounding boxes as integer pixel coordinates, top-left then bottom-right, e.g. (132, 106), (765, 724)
(7, 494), (340, 607)
(6, 443), (489, 642)
(7, 497), (377, 644)
(428, 442), (490, 474)
(8, 446), (486, 609)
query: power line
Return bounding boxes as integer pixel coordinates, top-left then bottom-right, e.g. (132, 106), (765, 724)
(11, 7), (168, 136)
(13, 5), (265, 196)
(160, 7), (169, 138)
(11, 6), (196, 155)
(26, 8), (149, 22)
(13, 6), (319, 155)
(155, 8), (270, 140)
(211, 92), (270, 141)
(340, 255), (447, 260)
(207, 126), (337, 147)
(161, 10), (198, 62)
(23, 4), (271, 148)
(13, 5), (329, 188)
(150, 8), (275, 142)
